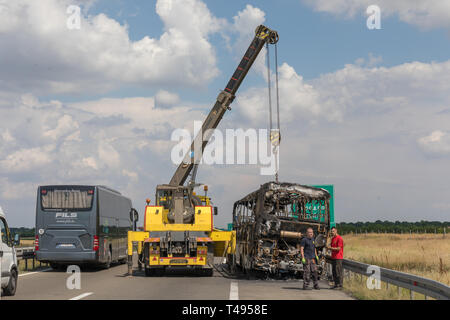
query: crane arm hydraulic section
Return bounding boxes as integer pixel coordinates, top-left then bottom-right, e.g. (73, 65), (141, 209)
(169, 25), (279, 187)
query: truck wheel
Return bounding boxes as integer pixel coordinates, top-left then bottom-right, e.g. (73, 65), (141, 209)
(204, 268), (213, 277)
(4, 268), (18, 296)
(154, 268), (165, 276)
(50, 263), (60, 270)
(144, 267), (154, 277)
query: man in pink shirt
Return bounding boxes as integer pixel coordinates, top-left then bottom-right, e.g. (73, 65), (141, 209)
(327, 226), (344, 289)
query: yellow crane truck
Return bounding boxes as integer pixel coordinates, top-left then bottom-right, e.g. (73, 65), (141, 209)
(127, 25), (279, 276)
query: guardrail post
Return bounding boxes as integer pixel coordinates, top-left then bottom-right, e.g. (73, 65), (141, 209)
(410, 289), (414, 300)
(397, 286), (401, 299)
(424, 295), (428, 300)
(25, 258), (28, 271)
(32, 257), (35, 269)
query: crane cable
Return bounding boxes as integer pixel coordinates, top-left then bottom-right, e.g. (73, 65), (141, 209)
(266, 42), (281, 182)
(275, 43), (281, 137)
(266, 42), (273, 132)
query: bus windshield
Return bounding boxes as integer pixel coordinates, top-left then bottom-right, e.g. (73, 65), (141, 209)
(41, 187), (94, 211)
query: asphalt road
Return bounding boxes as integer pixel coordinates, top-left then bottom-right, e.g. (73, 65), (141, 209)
(2, 261), (353, 300)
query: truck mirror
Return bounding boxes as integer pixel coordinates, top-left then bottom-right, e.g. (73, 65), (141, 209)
(213, 206), (218, 216)
(130, 208), (139, 222)
(130, 208), (139, 232)
(14, 233), (20, 246)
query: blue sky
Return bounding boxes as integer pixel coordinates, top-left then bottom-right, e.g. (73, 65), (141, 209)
(0, 0), (449, 227)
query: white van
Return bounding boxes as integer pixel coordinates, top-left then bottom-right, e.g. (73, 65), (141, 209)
(0, 206), (19, 296)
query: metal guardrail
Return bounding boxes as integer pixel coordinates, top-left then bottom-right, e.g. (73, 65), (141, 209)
(15, 246), (35, 259)
(326, 257), (450, 300)
(15, 246), (46, 270)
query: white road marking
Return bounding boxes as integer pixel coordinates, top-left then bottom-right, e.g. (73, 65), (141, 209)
(19, 268), (52, 277)
(69, 292), (93, 300)
(229, 281), (239, 300)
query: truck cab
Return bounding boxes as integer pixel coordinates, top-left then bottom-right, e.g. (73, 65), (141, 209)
(0, 206), (20, 296)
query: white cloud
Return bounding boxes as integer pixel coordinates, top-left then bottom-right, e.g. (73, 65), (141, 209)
(0, 91), (207, 225)
(231, 5), (267, 77)
(355, 53), (383, 68)
(236, 58), (450, 126)
(156, 0), (225, 36)
(236, 63), (328, 125)
(0, 178), (36, 200)
(232, 4), (266, 37)
(70, 96), (206, 136)
(122, 169), (138, 182)
(155, 90), (180, 107)
(43, 114), (79, 140)
(81, 157), (98, 170)
(0, 145), (53, 172)
(301, 0), (450, 29)
(0, 0), (224, 94)
(1, 130), (15, 143)
(418, 130), (450, 155)
(98, 140), (121, 169)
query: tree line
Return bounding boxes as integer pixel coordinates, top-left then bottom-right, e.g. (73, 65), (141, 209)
(10, 227), (35, 238)
(335, 220), (449, 234)
(10, 220), (449, 237)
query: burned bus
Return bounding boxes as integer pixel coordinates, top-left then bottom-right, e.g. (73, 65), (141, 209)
(35, 185), (133, 269)
(230, 182), (331, 277)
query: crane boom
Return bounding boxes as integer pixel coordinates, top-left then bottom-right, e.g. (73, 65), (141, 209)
(127, 24), (280, 277)
(169, 25), (279, 187)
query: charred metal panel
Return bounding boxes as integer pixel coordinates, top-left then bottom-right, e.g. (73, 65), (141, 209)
(232, 182), (331, 277)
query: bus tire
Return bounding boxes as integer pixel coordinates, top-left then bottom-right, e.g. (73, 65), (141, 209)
(50, 263), (62, 270)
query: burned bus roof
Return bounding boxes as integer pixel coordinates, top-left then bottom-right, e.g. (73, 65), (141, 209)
(235, 181), (330, 205)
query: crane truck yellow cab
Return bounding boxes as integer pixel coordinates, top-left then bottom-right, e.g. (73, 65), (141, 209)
(127, 185), (236, 276)
(127, 24), (277, 276)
